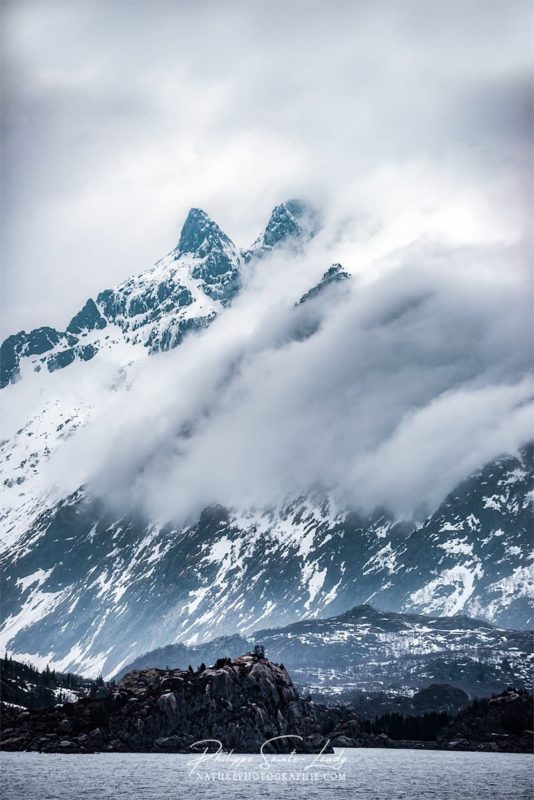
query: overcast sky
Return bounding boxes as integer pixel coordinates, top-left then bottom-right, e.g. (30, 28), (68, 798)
(1, 0), (533, 338)
(1, 1), (533, 521)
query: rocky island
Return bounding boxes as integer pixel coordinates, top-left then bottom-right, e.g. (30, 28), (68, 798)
(1, 650), (532, 755)
(0, 651), (328, 754)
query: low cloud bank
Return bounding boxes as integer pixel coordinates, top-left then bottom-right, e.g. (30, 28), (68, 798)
(40, 229), (533, 524)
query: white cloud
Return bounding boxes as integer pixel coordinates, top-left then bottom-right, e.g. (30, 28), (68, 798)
(33, 227), (533, 522)
(1, 1), (532, 522)
(2, 0), (532, 335)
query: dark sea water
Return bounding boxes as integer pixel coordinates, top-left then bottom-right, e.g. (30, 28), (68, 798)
(1, 748), (533, 800)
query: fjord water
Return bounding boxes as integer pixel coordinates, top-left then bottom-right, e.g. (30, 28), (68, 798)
(1, 749), (532, 799)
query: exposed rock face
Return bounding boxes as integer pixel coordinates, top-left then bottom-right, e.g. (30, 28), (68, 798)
(243, 199), (319, 260)
(298, 263), (351, 305)
(176, 207), (242, 302)
(0, 654), (328, 754)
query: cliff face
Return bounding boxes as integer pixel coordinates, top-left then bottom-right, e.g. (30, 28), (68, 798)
(0, 654), (328, 754)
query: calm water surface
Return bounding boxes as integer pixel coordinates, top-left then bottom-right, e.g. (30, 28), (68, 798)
(1, 749), (533, 799)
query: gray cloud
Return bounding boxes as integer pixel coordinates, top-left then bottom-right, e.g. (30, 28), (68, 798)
(2, 0), (532, 336)
(37, 229), (533, 522)
(2, 1), (532, 521)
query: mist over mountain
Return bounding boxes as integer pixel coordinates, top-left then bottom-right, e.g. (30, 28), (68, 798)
(3, 202), (532, 528)
(2, 9), (534, 800)
(0, 201), (532, 678)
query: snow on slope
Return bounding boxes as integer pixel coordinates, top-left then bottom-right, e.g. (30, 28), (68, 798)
(0, 446), (531, 679)
(117, 604), (533, 697)
(0, 201), (532, 679)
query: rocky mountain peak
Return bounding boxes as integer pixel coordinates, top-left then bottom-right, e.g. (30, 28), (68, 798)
(263, 201), (305, 247)
(172, 207), (241, 302)
(265, 198), (319, 245)
(176, 207), (233, 257)
(298, 262), (351, 305)
(244, 198), (320, 261)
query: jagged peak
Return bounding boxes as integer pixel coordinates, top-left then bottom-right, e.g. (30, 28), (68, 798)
(297, 262), (351, 306)
(176, 207), (234, 256)
(244, 199), (320, 261)
(323, 263), (350, 279)
(262, 198), (319, 248)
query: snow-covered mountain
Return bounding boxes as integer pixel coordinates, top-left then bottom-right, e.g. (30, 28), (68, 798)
(0, 200), (532, 679)
(0, 200), (319, 550)
(1, 445), (531, 678)
(2, 209), (234, 390)
(116, 604), (533, 697)
(1, 200), (323, 392)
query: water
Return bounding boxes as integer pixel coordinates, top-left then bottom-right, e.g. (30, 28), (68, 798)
(1, 749), (533, 799)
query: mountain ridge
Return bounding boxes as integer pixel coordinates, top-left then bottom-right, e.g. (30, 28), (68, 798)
(0, 199), (317, 389)
(0, 444), (532, 678)
(0, 198), (532, 685)
(114, 603), (533, 697)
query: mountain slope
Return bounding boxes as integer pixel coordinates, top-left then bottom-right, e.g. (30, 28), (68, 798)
(117, 604), (533, 698)
(0, 208), (236, 389)
(0, 446), (531, 678)
(1, 200), (532, 681)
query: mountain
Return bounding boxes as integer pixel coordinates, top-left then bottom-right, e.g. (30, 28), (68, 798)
(116, 605), (533, 697)
(298, 263), (351, 305)
(1, 198), (320, 390)
(0, 200), (532, 681)
(0, 198), (325, 557)
(0, 207), (241, 390)
(243, 198), (320, 261)
(0, 445), (531, 678)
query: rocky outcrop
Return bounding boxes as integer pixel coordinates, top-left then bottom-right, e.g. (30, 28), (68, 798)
(0, 653), (329, 754)
(298, 263), (351, 305)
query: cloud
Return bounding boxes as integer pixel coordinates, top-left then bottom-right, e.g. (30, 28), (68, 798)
(1, 0), (532, 336)
(35, 227), (533, 522)
(1, 1), (532, 522)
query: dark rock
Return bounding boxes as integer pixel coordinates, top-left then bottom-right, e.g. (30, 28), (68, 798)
(298, 263), (351, 305)
(0, 654), (330, 754)
(0, 327), (69, 387)
(67, 299), (107, 335)
(437, 688), (534, 753)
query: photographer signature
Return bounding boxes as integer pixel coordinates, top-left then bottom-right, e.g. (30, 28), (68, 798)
(187, 735), (345, 775)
